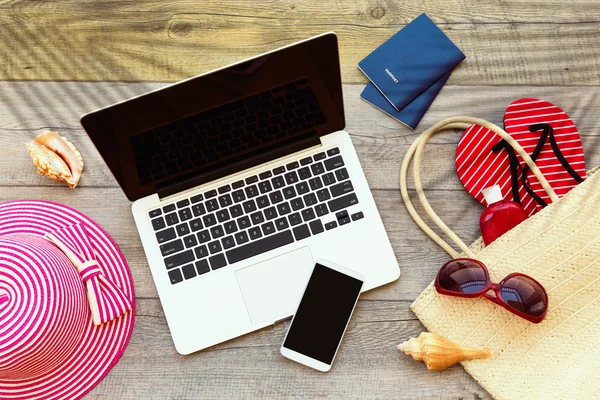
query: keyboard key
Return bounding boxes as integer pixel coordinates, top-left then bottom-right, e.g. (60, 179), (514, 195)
(243, 200), (257, 213)
(206, 199), (219, 212)
(327, 147), (340, 156)
(304, 193), (317, 206)
(209, 253), (227, 270)
(195, 260), (210, 275)
(197, 230), (211, 243)
(258, 180), (272, 193)
(300, 156), (313, 166)
(277, 202), (291, 215)
(269, 190), (283, 204)
(191, 194), (203, 203)
(232, 189), (246, 203)
(335, 168), (349, 181)
(336, 210), (349, 220)
(286, 161), (299, 170)
(232, 180), (245, 189)
(210, 225), (224, 239)
(298, 167), (311, 180)
(309, 219), (324, 235)
(251, 211), (265, 225)
(182, 264), (197, 280)
(216, 209), (230, 223)
(315, 203), (328, 217)
(192, 203), (206, 216)
(284, 171), (299, 185)
(322, 172), (336, 185)
(238, 216), (251, 230)
(165, 213), (179, 226)
(218, 184), (231, 194)
(178, 208), (192, 221)
(339, 216), (351, 225)
(325, 221), (338, 230)
(168, 268), (183, 284)
(177, 199), (190, 208)
(152, 217), (166, 231)
(256, 195), (270, 209)
(310, 162), (325, 175)
(245, 185), (259, 198)
(160, 239), (184, 256)
(262, 222), (276, 236)
(218, 194), (232, 208)
(149, 209), (162, 218)
(156, 227), (176, 244)
(273, 166), (286, 175)
(317, 189), (331, 202)
(222, 235), (236, 249)
(226, 230), (294, 264)
(203, 213), (217, 227)
(290, 197), (304, 211)
(289, 212), (302, 226)
(208, 240), (222, 254)
(230, 204), (243, 218)
(293, 224), (311, 241)
(283, 186), (296, 199)
(352, 211), (364, 221)
(164, 250), (194, 269)
(331, 181), (354, 197)
(224, 220), (237, 234)
(163, 204), (176, 213)
(249, 226), (262, 240)
(235, 231), (249, 245)
(205, 189), (217, 198)
(328, 193), (358, 212)
(302, 208), (316, 221)
(245, 175), (259, 184)
(176, 223), (190, 236)
(296, 181), (309, 195)
(195, 245), (209, 259)
(183, 235), (198, 248)
(313, 152), (326, 161)
(309, 177), (323, 190)
(264, 206), (278, 220)
(324, 155), (344, 171)
(259, 171), (272, 180)
(272, 176), (286, 189)
(189, 218), (203, 232)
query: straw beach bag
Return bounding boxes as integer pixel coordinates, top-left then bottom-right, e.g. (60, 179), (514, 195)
(401, 117), (600, 400)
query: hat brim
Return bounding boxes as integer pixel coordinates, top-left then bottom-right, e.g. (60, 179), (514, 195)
(0, 200), (135, 400)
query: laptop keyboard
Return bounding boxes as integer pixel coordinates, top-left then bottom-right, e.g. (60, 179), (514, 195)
(148, 148), (364, 284)
(130, 78), (326, 185)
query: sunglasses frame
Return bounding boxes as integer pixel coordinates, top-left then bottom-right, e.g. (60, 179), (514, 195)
(434, 258), (548, 323)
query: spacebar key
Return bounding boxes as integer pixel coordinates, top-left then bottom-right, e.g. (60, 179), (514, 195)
(226, 230), (294, 264)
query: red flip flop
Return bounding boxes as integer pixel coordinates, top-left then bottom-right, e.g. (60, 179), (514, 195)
(456, 98), (586, 216)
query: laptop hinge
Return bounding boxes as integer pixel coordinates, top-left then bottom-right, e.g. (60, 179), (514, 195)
(157, 134), (322, 200)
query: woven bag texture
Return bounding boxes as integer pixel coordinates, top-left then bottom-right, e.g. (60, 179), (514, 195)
(411, 166), (600, 400)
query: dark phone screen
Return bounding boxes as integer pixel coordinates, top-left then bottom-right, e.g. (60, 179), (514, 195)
(283, 263), (363, 365)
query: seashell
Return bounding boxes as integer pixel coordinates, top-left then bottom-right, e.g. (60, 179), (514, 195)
(26, 131), (83, 188)
(398, 332), (491, 371)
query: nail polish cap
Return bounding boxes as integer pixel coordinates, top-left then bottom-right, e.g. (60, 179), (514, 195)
(482, 185), (503, 206)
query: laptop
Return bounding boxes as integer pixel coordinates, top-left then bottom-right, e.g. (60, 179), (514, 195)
(81, 33), (400, 354)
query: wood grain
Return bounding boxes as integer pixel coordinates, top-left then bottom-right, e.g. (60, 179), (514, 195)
(0, 0), (599, 83)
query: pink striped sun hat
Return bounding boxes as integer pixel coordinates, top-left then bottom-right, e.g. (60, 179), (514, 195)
(0, 200), (135, 400)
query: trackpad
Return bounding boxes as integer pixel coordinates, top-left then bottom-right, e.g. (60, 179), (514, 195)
(236, 247), (314, 325)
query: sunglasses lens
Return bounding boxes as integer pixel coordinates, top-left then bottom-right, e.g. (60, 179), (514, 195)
(438, 259), (487, 294)
(499, 276), (547, 317)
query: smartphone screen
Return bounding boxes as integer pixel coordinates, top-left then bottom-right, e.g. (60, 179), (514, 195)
(283, 263), (363, 365)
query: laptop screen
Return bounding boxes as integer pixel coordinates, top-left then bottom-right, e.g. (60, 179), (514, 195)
(81, 33), (344, 201)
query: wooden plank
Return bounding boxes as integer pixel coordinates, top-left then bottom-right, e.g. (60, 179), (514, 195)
(86, 299), (491, 399)
(2, 82), (600, 191)
(0, 3), (598, 83)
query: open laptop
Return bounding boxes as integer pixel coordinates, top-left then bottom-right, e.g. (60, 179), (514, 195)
(81, 33), (400, 354)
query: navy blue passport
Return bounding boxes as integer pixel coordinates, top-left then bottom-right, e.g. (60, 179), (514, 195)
(358, 13), (465, 111)
(360, 72), (450, 129)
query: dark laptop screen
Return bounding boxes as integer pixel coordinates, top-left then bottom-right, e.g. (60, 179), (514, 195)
(81, 33), (344, 201)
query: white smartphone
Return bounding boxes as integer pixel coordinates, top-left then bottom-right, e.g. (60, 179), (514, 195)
(280, 259), (364, 372)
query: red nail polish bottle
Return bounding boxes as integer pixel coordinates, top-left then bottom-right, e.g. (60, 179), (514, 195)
(480, 185), (528, 246)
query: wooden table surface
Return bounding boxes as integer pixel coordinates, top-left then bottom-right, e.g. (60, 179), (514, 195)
(2, 1), (600, 398)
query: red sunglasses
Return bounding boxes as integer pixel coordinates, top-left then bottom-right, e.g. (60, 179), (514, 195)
(435, 258), (548, 323)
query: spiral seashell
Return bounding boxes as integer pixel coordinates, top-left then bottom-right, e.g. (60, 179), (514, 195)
(26, 131), (83, 188)
(398, 332), (491, 370)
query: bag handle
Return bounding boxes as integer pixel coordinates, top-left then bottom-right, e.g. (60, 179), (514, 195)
(400, 116), (559, 259)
